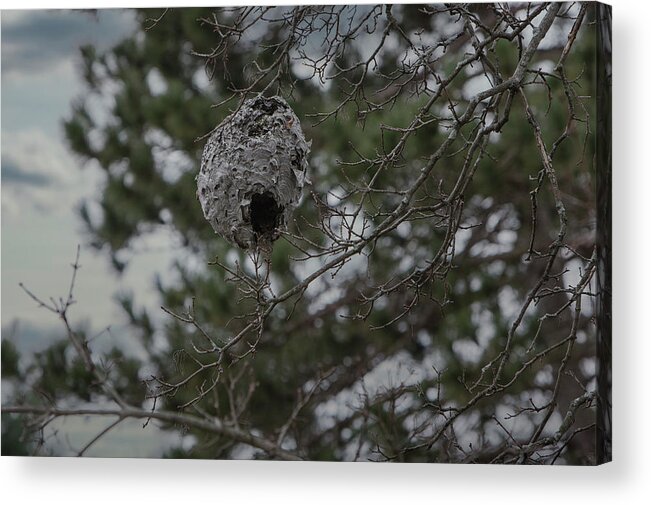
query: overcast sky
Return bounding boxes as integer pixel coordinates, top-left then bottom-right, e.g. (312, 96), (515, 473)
(1, 9), (184, 456)
(1, 9), (182, 355)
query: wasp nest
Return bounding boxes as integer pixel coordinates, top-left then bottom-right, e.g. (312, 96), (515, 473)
(197, 96), (310, 249)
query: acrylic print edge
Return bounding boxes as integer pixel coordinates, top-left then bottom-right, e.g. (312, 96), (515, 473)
(596, 0), (612, 465)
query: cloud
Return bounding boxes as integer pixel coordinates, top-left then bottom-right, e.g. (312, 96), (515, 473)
(0, 9), (137, 213)
(0, 129), (91, 215)
(2, 129), (76, 185)
(1, 156), (53, 187)
(1, 9), (136, 78)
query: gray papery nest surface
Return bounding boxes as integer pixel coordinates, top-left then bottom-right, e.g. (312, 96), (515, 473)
(197, 96), (310, 249)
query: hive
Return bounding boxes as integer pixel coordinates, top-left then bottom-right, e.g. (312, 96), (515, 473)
(197, 96), (310, 249)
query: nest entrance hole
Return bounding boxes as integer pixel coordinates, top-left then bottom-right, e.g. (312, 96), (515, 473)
(250, 191), (283, 239)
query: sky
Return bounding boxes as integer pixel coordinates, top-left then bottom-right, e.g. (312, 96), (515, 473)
(1, 8), (184, 456)
(1, 9), (180, 352)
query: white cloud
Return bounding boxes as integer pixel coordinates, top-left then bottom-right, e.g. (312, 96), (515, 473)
(1, 129), (100, 215)
(1, 9), (136, 78)
(0, 10), (32, 28)
(3, 129), (76, 183)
